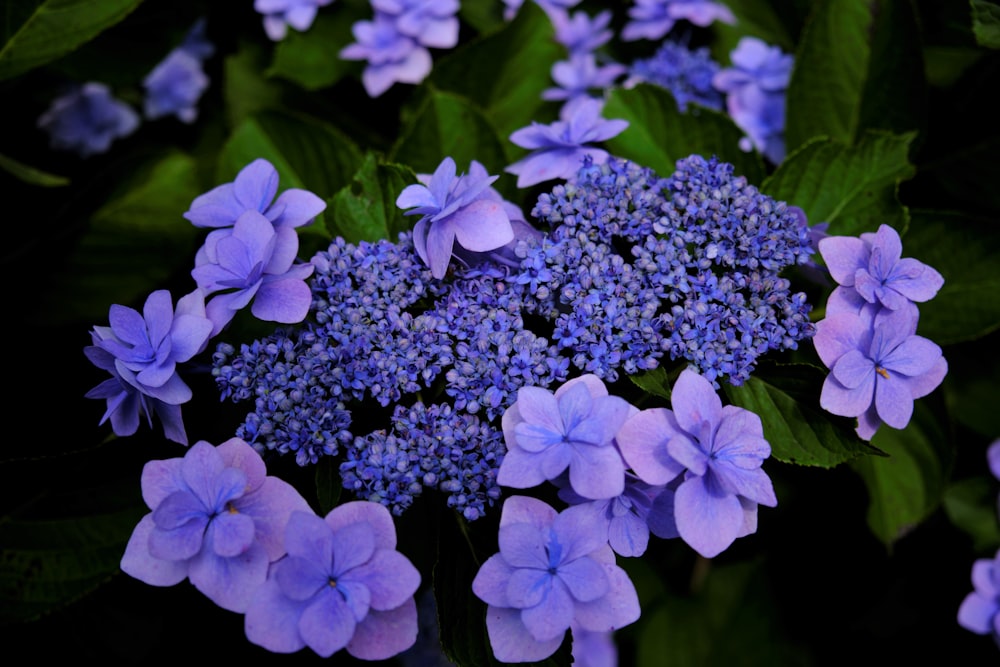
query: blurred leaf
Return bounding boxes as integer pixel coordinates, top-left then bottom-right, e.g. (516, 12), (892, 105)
(761, 130), (915, 237)
(217, 110), (365, 233)
(429, 1), (562, 149)
(330, 152), (417, 244)
(0, 152), (68, 186)
(604, 83), (765, 185)
(943, 476), (1000, 552)
(459, 0), (506, 34)
(786, 0), (925, 152)
(902, 209), (1000, 344)
(42, 151), (201, 325)
(971, 0), (1000, 48)
(391, 89), (508, 177)
(711, 0), (796, 58)
(0, 0), (145, 80)
(851, 403), (953, 548)
(267, 3), (368, 90)
(943, 343), (1000, 438)
(722, 362), (885, 468)
(222, 40), (285, 129)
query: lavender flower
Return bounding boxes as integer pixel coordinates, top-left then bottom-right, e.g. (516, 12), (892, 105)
(340, 14), (432, 97)
(551, 9), (614, 55)
(505, 98), (629, 188)
(120, 438), (311, 612)
(622, 0), (736, 42)
(626, 40), (724, 112)
(255, 0), (333, 41)
(958, 547), (1000, 644)
(396, 157), (515, 279)
(471, 496), (640, 663)
(498, 374), (635, 500)
(244, 502), (421, 659)
(373, 0), (460, 49)
(813, 307), (948, 441)
(616, 368), (777, 558)
(819, 224), (945, 317)
(37, 82), (140, 157)
(191, 209), (316, 335)
(541, 52), (626, 108)
(712, 36), (793, 164)
(143, 49), (209, 123)
(84, 289), (213, 444)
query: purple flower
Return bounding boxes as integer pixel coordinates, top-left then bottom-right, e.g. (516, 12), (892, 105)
(396, 157), (515, 279)
(340, 14), (433, 97)
(372, 0), (460, 49)
(542, 52), (626, 108)
(958, 547), (1000, 643)
(244, 502), (421, 659)
(622, 0), (736, 42)
(712, 37), (793, 164)
(989, 439), (1000, 482)
(255, 0), (333, 41)
(616, 368), (777, 558)
(84, 289), (213, 444)
(471, 496), (640, 662)
(183, 157), (326, 231)
(505, 98), (629, 188)
(625, 39), (724, 112)
(143, 49), (209, 123)
(498, 374), (635, 499)
(813, 307), (948, 440)
(818, 224), (945, 316)
(37, 82), (140, 157)
(191, 209), (316, 335)
(120, 438), (311, 612)
(551, 9), (614, 55)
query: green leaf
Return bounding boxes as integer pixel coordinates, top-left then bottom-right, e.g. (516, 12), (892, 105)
(628, 366), (674, 403)
(786, 0), (925, 151)
(267, 5), (368, 90)
(722, 363), (884, 468)
(40, 151), (201, 325)
(971, 0), (1000, 48)
(0, 152), (68, 187)
(761, 130), (916, 237)
(217, 110), (365, 233)
(428, 1), (562, 149)
(391, 89), (509, 177)
(222, 40), (286, 129)
(901, 209), (1000, 344)
(943, 476), (1000, 553)
(0, 0), (145, 81)
(603, 84), (765, 185)
(711, 0), (796, 58)
(850, 403), (953, 548)
(330, 153), (417, 244)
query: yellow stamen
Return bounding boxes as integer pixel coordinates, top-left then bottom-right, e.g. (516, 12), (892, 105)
(876, 367), (890, 379)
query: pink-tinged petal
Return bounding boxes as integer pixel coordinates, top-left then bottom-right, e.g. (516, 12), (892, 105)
(231, 210), (278, 260)
(299, 590), (356, 657)
(244, 579), (308, 653)
(820, 373), (875, 418)
(235, 478), (311, 561)
(581, 395), (633, 445)
(120, 514), (189, 586)
(831, 349), (875, 389)
(674, 476), (744, 558)
(140, 457), (185, 509)
(472, 554), (518, 607)
(496, 447), (550, 488)
(325, 501), (397, 549)
(411, 17), (459, 48)
(189, 540), (269, 612)
(347, 598), (419, 660)
(217, 438), (265, 489)
(450, 200), (515, 252)
(485, 604), (564, 662)
(873, 375), (914, 429)
(818, 236), (868, 286)
(569, 444), (626, 499)
(572, 562), (640, 632)
(349, 549), (420, 610)
(958, 592), (999, 635)
(521, 578), (575, 642)
(670, 369), (723, 435)
(499, 495), (558, 530)
(813, 313), (871, 369)
(252, 275), (313, 324)
(234, 159), (279, 212)
(615, 408), (686, 485)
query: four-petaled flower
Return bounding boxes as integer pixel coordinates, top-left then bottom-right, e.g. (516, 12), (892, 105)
(244, 502), (421, 659)
(616, 368), (777, 558)
(37, 82), (140, 157)
(958, 547), (1000, 644)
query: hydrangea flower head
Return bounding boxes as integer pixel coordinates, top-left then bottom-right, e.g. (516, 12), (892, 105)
(622, 0), (736, 42)
(120, 438), (311, 612)
(183, 157), (326, 231)
(340, 14), (432, 97)
(143, 49), (209, 123)
(255, 0), (333, 41)
(819, 223), (945, 316)
(84, 289), (213, 443)
(616, 368), (777, 558)
(712, 36), (793, 164)
(244, 502), (421, 659)
(498, 374), (635, 499)
(396, 157), (515, 278)
(814, 307), (948, 440)
(37, 82), (140, 157)
(191, 209), (316, 335)
(958, 547), (1000, 643)
(505, 97), (629, 188)
(471, 496), (640, 662)
(551, 9), (614, 56)
(626, 40), (724, 112)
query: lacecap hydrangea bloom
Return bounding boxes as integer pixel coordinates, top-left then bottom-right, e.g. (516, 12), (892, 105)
(37, 82), (140, 157)
(616, 368), (777, 558)
(255, 0), (333, 41)
(625, 39), (724, 112)
(84, 289), (213, 444)
(622, 0), (736, 42)
(471, 496), (640, 663)
(244, 502), (421, 659)
(120, 438), (311, 612)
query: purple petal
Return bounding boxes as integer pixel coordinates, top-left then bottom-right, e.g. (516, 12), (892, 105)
(901, 356), (948, 400)
(189, 540), (269, 612)
(285, 510), (334, 564)
(888, 257), (944, 302)
(568, 443), (626, 499)
(813, 313), (871, 369)
(874, 373), (915, 428)
(120, 514), (189, 586)
(506, 568), (552, 609)
(554, 503), (611, 562)
(233, 159), (279, 212)
(472, 554), (518, 607)
(496, 446), (550, 488)
(831, 349), (875, 389)
(881, 335), (941, 377)
(251, 275), (313, 323)
(244, 578), (308, 653)
(674, 476), (744, 558)
(208, 511), (257, 557)
(498, 523), (547, 569)
(818, 236), (868, 286)
(666, 433), (709, 475)
(615, 408), (686, 484)
(558, 556), (608, 603)
(670, 369), (722, 436)
(235, 478), (311, 561)
(349, 549), (420, 611)
(820, 373), (875, 418)
(450, 199), (515, 252)
(499, 495), (558, 529)
(424, 218), (456, 279)
(140, 457), (185, 510)
(608, 510), (652, 557)
(299, 590), (357, 657)
(325, 501), (398, 549)
(275, 556), (328, 601)
(347, 598), (419, 660)
(515, 386), (564, 436)
(571, 562), (641, 632)
(485, 604), (564, 663)
(520, 578), (574, 642)
(958, 592), (999, 635)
